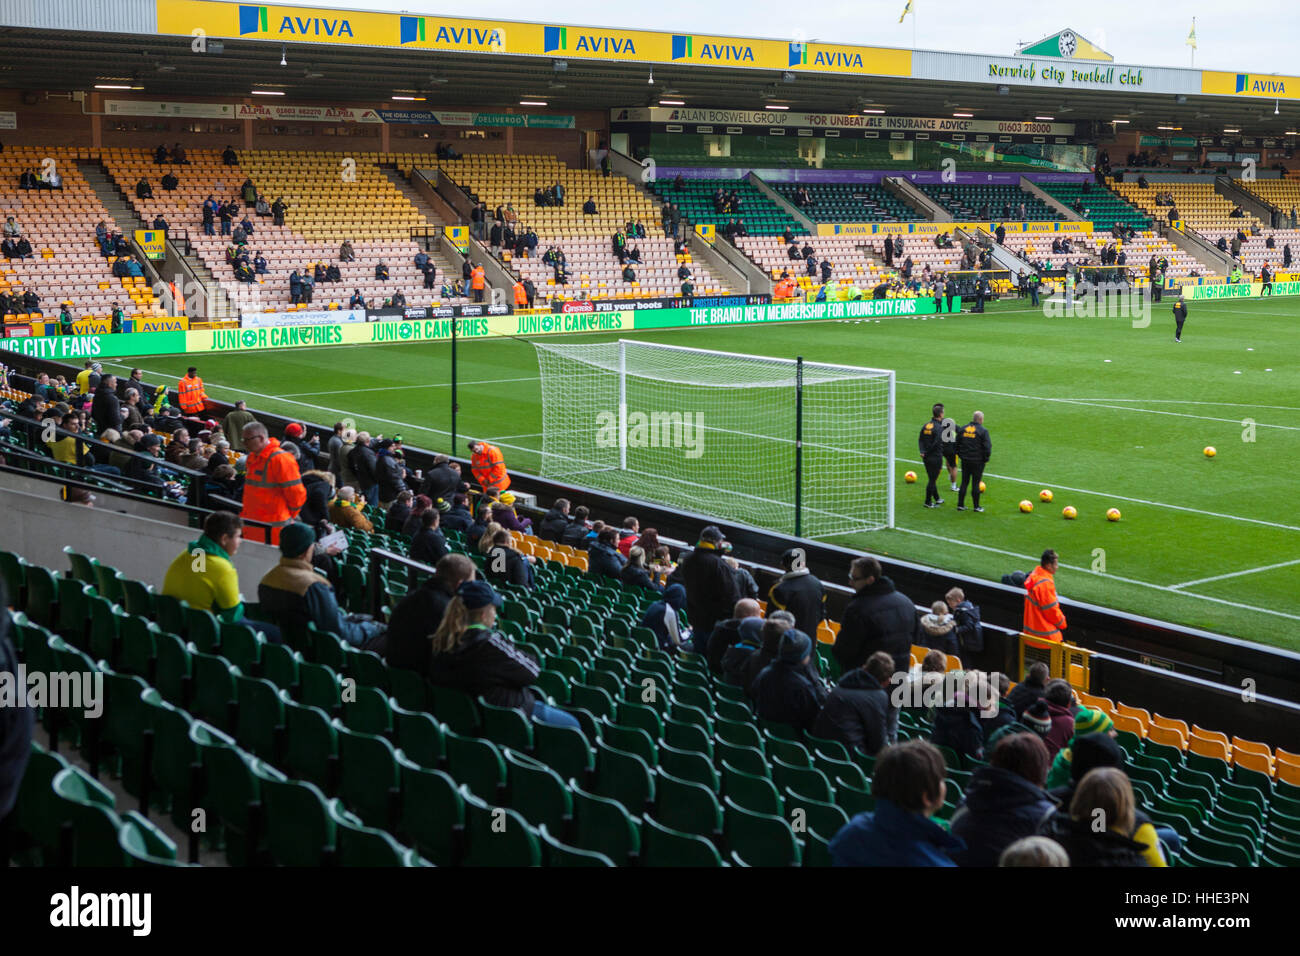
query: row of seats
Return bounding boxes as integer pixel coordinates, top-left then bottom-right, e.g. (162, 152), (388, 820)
(648, 178), (803, 236)
(1036, 181), (1151, 230)
(916, 183), (1061, 222)
(768, 182), (916, 223)
(1110, 178), (1264, 237)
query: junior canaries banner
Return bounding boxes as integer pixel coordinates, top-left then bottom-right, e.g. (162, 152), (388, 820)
(155, 1), (910, 76)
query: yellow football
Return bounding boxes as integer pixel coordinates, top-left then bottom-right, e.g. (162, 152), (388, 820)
(1039, 489), (1054, 503)
(904, 471), (917, 483)
(978, 481), (987, 493)
(1106, 508), (1122, 522)
(1204, 446), (1217, 458)
(1019, 500), (1034, 513)
(1063, 506), (1078, 520)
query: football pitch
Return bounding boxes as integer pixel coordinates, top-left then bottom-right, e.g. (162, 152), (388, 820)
(107, 294), (1300, 651)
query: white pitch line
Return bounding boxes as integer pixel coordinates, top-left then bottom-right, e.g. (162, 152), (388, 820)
(281, 376), (539, 397)
(897, 379), (1300, 431)
(1063, 399), (1300, 412)
(1168, 558), (1300, 590)
(894, 526), (1300, 623)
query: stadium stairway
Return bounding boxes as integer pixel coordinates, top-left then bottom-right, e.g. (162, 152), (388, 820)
(76, 161), (140, 237)
(377, 167), (465, 282)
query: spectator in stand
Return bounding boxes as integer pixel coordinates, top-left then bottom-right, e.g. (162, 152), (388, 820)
(667, 525), (740, 640)
(830, 740), (964, 867)
(344, 431), (378, 507)
(382, 552), (476, 672)
(919, 600), (957, 654)
(161, 170), (178, 191)
(813, 650), (897, 756)
(253, 250), (268, 275)
(586, 526), (626, 580)
(620, 546), (657, 591)
(428, 580), (579, 728)
(767, 547), (826, 637)
(440, 493), (473, 534)
(348, 290), (366, 310)
(697, 597), (764, 675)
(1042, 679), (1078, 758)
(18, 167), (38, 190)
(559, 505), (592, 548)
(725, 554), (759, 601)
(162, 511), (278, 638)
(1040, 768), (1151, 867)
(1007, 661), (1049, 717)
(948, 733), (1056, 867)
(1046, 708), (1118, 790)
(222, 145), (238, 166)
(271, 197), (287, 227)
(490, 492), (531, 532)
(385, 488), (414, 532)
(419, 454), (463, 504)
(135, 177), (153, 200)
(328, 486), (373, 532)
(220, 400), (255, 453)
(90, 375), (121, 435)
(616, 516), (639, 558)
(170, 143), (188, 165)
(410, 509), (449, 566)
(582, 197), (598, 215)
(753, 629), (828, 732)
(834, 555), (921, 676)
(537, 498), (570, 541)
(258, 522), (382, 647)
(640, 583), (688, 651)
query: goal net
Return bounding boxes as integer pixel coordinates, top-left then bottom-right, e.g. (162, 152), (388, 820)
(532, 339), (894, 537)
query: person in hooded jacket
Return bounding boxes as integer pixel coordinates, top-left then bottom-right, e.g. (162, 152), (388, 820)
(410, 509), (449, 567)
(386, 489), (414, 533)
(1042, 679), (1077, 758)
(586, 526), (627, 581)
(812, 650), (896, 755)
(752, 629), (828, 732)
(401, 494), (434, 539)
(721, 615), (769, 688)
(640, 583), (688, 651)
(1038, 767), (1151, 867)
(419, 455), (462, 504)
(347, 432), (379, 507)
(930, 678), (987, 763)
(490, 493), (532, 533)
(739, 611), (823, 697)
(830, 740), (965, 867)
(767, 547), (826, 638)
(667, 525), (741, 642)
(559, 505), (593, 549)
(834, 555), (921, 675)
(427, 579), (578, 728)
(704, 598), (763, 675)
(948, 732), (1058, 867)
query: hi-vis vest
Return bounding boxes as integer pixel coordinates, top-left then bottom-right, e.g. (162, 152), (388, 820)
(239, 439), (306, 544)
(1023, 565), (1067, 644)
(471, 443), (510, 494)
(177, 375), (206, 414)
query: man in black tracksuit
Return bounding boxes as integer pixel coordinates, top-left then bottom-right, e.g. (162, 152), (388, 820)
(918, 403), (946, 507)
(833, 555), (920, 676)
(1261, 264), (1274, 296)
(956, 411), (991, 512)
(944, 276), (957, 314)
(1173, 297), (1187, 343)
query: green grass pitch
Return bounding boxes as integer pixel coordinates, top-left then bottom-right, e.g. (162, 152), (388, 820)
(108, 294), (1300, 651)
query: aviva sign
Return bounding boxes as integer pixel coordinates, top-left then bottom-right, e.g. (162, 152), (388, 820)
(238, 4), (355, 37)
(1202, 70), (1298, 100)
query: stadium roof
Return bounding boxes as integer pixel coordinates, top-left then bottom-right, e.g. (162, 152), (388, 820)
(0, 0), (1295, 138)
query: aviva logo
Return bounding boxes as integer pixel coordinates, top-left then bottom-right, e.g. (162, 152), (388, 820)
(239, 5), (354, 37)
(405, 19), (505, 49)
(672, 35), (754, 62)
(789, 41), (808, 66)
(1236, 73), (1286, 94)
(544, 26), (636, 54)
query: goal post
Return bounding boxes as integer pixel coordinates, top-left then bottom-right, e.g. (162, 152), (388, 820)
(532, 339), (895, 538)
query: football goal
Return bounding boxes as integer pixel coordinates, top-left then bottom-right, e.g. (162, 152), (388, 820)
(532, 339), (895, 537)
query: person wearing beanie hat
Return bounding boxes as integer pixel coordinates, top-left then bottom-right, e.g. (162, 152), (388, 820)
(1045, 707), (1117, 790)
(666, 524), (741, 643)
(720, 613), (768, 688)
(986, 698), (1054, 750)
(284, 422), (305, 441)
(374, 437), (408, 508)
(258, 521), (385, 648)
(1045, 732), (1175, 865)
(752, 628), (828, 732)
(427, 578), (581, 731)
(491, 492), (532, 533)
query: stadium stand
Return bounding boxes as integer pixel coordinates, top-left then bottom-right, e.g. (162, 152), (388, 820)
(509, 236), (727, 301)
(1110, 178), (1264, 236)
(1237, 179), (1300, 225)
(104, 148), (468, 311)
(2, 146), (166, 324)
(915, 184), (1062, 222)
(738, 233), (965, 293)
(767, 182), (918, 223)
(648, 178), (804, 236)
(1035, 181), (1152, 231)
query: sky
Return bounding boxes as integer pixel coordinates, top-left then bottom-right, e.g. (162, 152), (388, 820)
(298, 0), (1295, 74)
